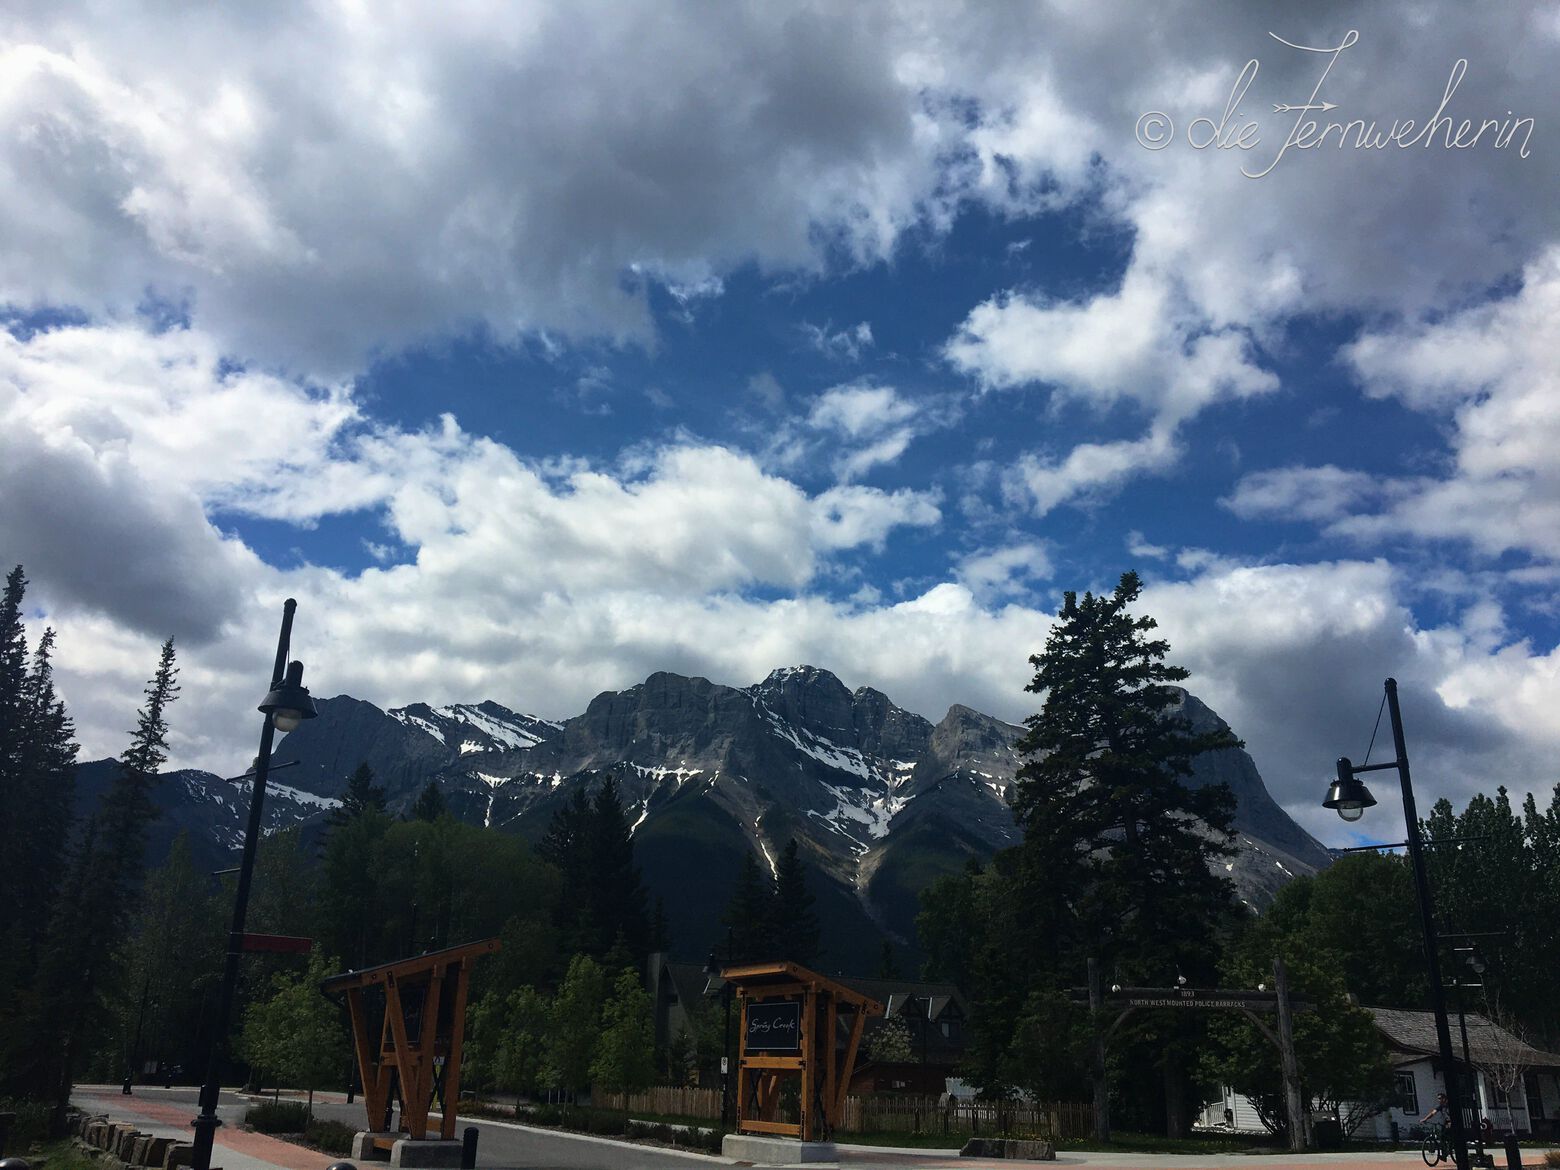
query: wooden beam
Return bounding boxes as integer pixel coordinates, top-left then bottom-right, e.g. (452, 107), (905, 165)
(834, 1005), (867, 1119)
(800, 989), (816, 1141)
(823, 992), (838, 1135)
(742, 1119), (801, 1136)
(345, 988), (384, 1131)
(320, 937), (501, 993)
(440, 958), (472, 1140)
(384, 974), (424, 1138)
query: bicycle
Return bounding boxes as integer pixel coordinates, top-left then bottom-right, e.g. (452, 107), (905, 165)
(1420, 1125), (1451, 1166)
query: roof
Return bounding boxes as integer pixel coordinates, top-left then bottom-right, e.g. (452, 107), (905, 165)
(718, 959), (883, 1011)
(320, 937), (501, 993)
(834, 976), (970, 1022)
(1367, 1006), (1560, 1070)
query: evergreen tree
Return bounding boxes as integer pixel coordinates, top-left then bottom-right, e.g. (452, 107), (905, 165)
(35, 637), (179, 1100)
(536, 777), (650, 965)
(721, 852), (775, 963)
(111, 834), (225, 1088)
(770, 839), (821, 965)
(409, 779), (447, 822)
(1013, 571), (1239, 981)
(328, 762), (387, 831)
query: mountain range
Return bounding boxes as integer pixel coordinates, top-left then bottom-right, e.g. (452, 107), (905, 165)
(77, 665), (1332, 973)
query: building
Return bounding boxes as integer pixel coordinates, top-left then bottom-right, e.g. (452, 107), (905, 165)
(1199, 1006), (1560, 1141)
(1360, 1006), (1560, 1141)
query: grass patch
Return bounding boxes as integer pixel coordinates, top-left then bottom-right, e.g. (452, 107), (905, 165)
(27, 1138), (103, 1170)
(302, 1118), (357, 1155)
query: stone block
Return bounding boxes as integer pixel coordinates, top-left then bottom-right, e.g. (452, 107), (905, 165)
(720, 1134), (838, 1163)
(959, 1136), (1056, 1160)
(143, 1136), (173, 1167)
(85, 1122), (106, 1148)
(387, 1138), (465, 1168)
(116, 1128), (143, 1157)
(163, 1141), (195, 1170)
(130, 1134), (152, 1163)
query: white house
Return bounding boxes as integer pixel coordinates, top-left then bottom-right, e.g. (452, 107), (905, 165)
(1361, 1007), (1560, 1142)
(1200, 1006), (1560, 1142)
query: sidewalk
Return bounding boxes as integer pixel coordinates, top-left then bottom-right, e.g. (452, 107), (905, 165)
(72, 1087), (324, 1170)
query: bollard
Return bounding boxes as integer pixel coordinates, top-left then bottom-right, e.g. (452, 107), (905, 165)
(0, 1158), (33, 1170)
(325, 1162), (358, 1170)
(1390, 1120), (1400, 1147)
(461, 1126), (478, 1170)
(1503, 1136), (1521, 1170)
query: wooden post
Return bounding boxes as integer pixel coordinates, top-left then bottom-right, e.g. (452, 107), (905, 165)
(1088, 957), (1111, 1142)
(1274, 957), (1307, 1151)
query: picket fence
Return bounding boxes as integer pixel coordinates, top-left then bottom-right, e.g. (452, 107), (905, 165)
(594, 1086), (1093, 1139)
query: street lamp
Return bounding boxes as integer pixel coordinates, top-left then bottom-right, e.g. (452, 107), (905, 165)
(190, 600), (317, 1170)
(1325, 678), (1470, 1170)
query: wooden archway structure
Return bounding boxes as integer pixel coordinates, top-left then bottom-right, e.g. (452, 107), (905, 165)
(722, 961), (883, 1143)
(321, 938), (500, 1151)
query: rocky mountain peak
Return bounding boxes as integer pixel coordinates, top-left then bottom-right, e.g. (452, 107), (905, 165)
(748, 665), (857, 740)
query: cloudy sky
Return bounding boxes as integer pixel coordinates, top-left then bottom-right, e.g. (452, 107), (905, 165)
(4, 1), (1557, 845)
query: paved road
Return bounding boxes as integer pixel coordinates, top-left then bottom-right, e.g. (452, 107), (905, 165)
(77, 1086), (1553, 1170)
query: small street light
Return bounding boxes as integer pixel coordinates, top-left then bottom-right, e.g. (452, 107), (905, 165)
(1325, 678), (1470, 1170)
(189, 599), (317, 1170)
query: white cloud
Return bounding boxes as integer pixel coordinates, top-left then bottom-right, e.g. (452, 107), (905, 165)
(811, 484), (941, 551)
(801, 320), (874, 361)
(956, 541), (1053, 600)
(1006, 426), (1181, 516)
(1222, 465), (1388, 525)
(799, 380), (929, 481)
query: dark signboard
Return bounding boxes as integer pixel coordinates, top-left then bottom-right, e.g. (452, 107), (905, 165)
(745, 1001), (802, 1053)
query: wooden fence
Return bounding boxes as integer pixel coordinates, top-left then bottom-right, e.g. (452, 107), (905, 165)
(594, 1087), (1093, 1139)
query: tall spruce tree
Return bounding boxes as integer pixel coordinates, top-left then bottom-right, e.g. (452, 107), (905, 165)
(536, 777), (650, 965)
(771, 839), (821, 965)
(721, 851), (776, 963)
(1013, 571), (1239, 979)
(36, 637), (179, 1100)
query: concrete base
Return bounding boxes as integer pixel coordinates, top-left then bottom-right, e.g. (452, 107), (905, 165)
(388, 1138), (465, 1168)
(352, 1131), (401, 1162)
(721, 1133), (838, 1163)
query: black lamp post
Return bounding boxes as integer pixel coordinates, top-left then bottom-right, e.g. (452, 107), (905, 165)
(1325, 678), (1469, 1170)
(189, 599), (317, 1170)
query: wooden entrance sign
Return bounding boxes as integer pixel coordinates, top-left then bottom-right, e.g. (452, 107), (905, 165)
(321, 938), (500, 1147)
(722, 960), (883, 1143)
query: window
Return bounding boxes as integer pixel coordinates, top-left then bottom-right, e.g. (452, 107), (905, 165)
(1395, 1072), (1420, 1115)
(1525, 1075), (1545, 1120)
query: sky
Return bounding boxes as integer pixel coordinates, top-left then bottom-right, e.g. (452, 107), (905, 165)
(3, 1), (1557, 846)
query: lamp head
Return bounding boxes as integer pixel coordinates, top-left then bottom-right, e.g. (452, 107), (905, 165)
(1324, 757), (1377, 821)
(260, 660), (317, 732)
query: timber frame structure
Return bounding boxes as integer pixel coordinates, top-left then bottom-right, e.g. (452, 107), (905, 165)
(723, 961), (883, 1143)
(321, 938), (500, 1148)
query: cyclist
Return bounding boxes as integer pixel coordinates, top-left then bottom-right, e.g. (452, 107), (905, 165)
(1420, 1093), (1452, 1164)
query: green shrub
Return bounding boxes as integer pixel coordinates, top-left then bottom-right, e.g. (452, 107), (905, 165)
(243, 1101), (310, 1133)
(0, 1098), (55, 1149)
(303, 1117), (357, 1154)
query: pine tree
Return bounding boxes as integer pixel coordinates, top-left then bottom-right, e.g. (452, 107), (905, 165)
(1013, 571), (1239, 980)
(409, 779), (447, 822)
(328, 762), (386, 831)
(721, 851), (776, 963)
(34, 638), (179, 1101)
(770, 839), (821, 965)
(588, 777), (649, 962)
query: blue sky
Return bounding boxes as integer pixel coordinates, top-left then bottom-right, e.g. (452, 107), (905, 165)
(2, 1), (1557, 845)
